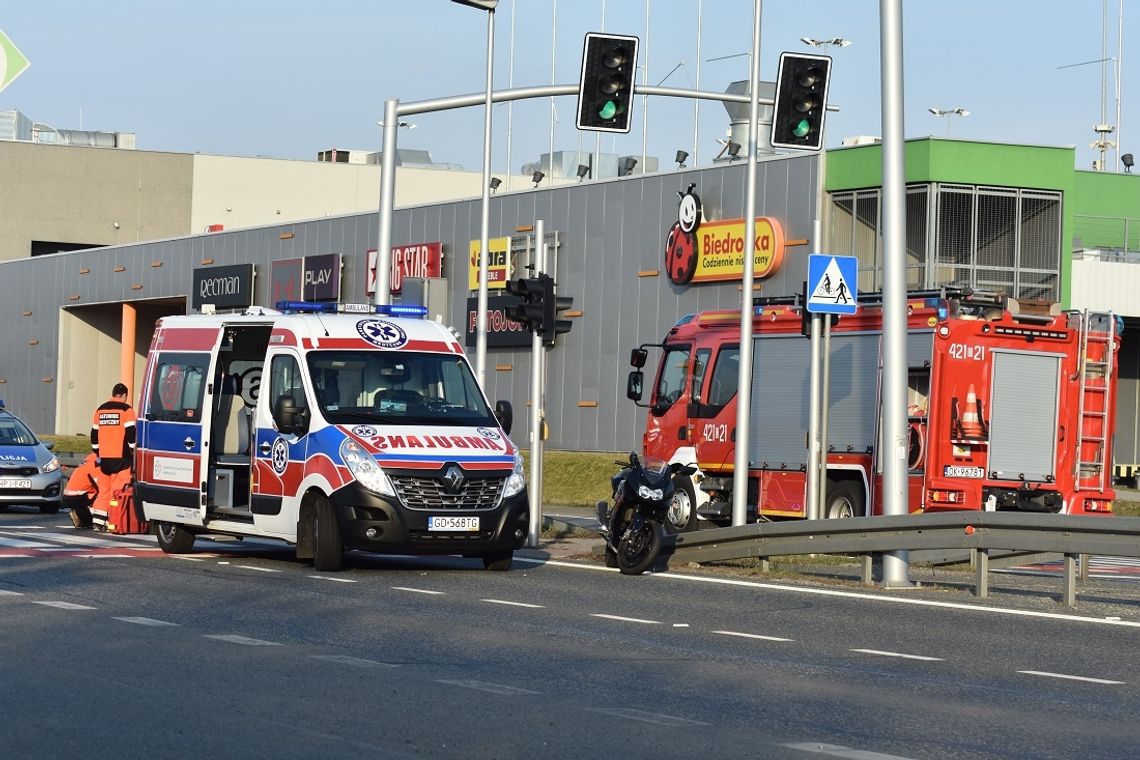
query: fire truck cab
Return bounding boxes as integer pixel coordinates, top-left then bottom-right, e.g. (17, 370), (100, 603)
(136, 301), (528, 571)
(627, 289), (1119, 530)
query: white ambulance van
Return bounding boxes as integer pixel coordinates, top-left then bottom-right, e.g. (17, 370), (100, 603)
(136, 301), (528, 571)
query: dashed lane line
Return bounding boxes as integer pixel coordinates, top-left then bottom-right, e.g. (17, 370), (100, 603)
(437, 679), (539, 695)
(780, 742), (918, 759)
(851, 648), (944, 662)
(1017, 670), (1124, 685)
(113, 616), (181, 627)
(204, 634), (281, 646)
(585, 707), (708, 726)
(32, 601), (96, 610)
(712, 630), (795, 642)
(310, 654), (396, 668)
(0, 589), (25, 596)
(480, 599), (544, 608)
(391, 586), (445, 595)
(309, 575), (359, 583)
(235, 565), (282, 573)
(590, 613), (662, 625)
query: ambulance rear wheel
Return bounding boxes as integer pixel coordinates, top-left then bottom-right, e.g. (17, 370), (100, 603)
(312, 495), (344, 572)
(823, 481), (864, 520)
(154, 521), (196, 554)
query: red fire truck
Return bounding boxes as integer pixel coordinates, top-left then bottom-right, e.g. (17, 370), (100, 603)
(625, 289), (1119, 531)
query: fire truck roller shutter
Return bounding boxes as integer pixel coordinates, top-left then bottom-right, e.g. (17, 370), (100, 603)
(988, 351), (1060, 482)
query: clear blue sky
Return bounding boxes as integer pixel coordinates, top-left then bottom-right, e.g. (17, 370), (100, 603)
(1, 1), (1132, 173)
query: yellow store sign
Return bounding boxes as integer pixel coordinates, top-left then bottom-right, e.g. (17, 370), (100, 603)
(468, 236), (511, 290)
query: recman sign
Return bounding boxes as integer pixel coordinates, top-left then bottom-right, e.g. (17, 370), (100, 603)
(192, 264), (254, 311)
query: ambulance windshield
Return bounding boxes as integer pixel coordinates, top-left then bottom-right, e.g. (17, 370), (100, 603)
(307, 351), (496, 427)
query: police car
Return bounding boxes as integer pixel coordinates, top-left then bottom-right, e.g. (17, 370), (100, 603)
(0, 402), (63, 513)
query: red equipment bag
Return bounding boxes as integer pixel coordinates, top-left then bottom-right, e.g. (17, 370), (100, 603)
(92, 473), (149, 535)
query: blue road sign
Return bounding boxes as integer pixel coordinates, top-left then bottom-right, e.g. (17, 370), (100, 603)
(806, 253), (858, 315)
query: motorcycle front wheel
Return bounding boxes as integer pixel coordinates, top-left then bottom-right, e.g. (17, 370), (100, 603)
(618, 519), (662, 575)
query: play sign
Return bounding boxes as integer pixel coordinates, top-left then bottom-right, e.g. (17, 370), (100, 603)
(0, 29), (30, 93)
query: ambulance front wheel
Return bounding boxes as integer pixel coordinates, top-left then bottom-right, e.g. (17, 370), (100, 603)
(312, 495), (345, 572)
(154, 521), (196, 554)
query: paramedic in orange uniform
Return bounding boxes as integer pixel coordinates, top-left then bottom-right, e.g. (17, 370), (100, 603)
(91, 382), (137, 476)
(62, 453), (102, 529)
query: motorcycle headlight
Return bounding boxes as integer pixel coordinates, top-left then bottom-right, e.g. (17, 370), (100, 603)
(502, 452), (526, 498)
(339, 439), (394, 497)
(637, 484), (664, 501)
(41, 456), (60, 474)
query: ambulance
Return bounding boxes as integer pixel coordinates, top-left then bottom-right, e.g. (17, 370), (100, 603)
(135, 301), (528, 571)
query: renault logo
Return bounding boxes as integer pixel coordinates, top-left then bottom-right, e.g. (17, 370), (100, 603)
(442, 465), (465, 494)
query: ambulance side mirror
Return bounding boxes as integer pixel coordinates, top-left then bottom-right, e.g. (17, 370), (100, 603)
(494, 400), (513, 435)
(274, 395), (308, 436)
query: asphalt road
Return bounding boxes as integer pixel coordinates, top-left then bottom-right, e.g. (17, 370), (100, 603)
(2, 508), (1139, 759)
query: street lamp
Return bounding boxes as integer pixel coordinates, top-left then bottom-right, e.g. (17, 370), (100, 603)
(928, 106), (969, 137)
(452, 0), (499, 388)
(800, 37), (852, 48)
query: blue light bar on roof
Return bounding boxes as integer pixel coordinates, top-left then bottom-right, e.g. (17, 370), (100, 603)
(273, 301), (427, 318)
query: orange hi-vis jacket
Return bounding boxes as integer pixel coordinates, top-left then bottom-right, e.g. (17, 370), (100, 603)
(91, 399), (137, 474)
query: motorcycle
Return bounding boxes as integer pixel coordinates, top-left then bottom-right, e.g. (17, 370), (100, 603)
(596, 452), (697, 575)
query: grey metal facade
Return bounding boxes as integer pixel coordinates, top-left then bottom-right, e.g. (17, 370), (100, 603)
(0, 154), (820, 452)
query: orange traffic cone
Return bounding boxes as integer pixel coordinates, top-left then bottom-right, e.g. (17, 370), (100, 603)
(960, 384), (985, 439)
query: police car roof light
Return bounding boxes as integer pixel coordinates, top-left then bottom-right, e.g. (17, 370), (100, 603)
(273, 300), (427, 318)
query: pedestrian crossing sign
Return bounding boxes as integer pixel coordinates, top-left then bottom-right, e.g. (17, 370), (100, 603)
(806, 253), (858, 315)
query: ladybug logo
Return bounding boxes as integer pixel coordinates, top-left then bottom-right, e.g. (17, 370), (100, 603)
(665, 222), (698, 286)
(665, 183), (702, 286)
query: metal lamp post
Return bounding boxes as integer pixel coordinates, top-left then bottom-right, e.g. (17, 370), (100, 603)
(452, 0), (499, 388)
(928, 106), (969, 137)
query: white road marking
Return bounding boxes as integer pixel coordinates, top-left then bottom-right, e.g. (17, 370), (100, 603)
(33, 601), (96, 610)
(204, 634), (281, 646)
(171, 556), (206, 562)
(436, 679), (539, 695)
(113, 616), (181, 627)
(480, 599), (544, 608)
(391, 586), (445, 595)
(0, 537), (52, 548)
(0, 526), (45, 530)
(590, 613), (662, 625)
(851, 648), (943, 662)
(712, 630), (794, 642)
(780, 742), (918, 759)
(309, 575), (359, 583)
(1017, 670), (1124, 685)
(80, 554), (135, 558)
(0, 589), (25, 596)
(516, 558), (1140, 629)
(586, 707), (708, 726)
(0, 554), (35, 558)
(235, 565), (281, 573)
(310, 654), (396, 668)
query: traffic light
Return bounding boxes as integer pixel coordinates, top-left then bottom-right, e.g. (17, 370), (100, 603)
(504, 277), (546, 333)
(541, 274), (574, 346)
(576, 32), (639, 133)
(770, 52), (832, 151)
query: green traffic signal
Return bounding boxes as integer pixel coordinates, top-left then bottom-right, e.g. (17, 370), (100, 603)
(598, 100), (617, 120)
(793, 119), (811, 138)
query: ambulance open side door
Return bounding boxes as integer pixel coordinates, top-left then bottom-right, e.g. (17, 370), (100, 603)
(137, 325), (226, 527)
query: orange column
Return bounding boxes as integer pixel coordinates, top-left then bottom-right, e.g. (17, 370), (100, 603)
(120, 303), (136, 401)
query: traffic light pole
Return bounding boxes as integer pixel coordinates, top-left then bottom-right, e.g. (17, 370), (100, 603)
(526, 219), (547, 549)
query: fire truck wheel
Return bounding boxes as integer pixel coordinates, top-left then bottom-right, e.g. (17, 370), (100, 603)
(154, 521), (196, 554)
(312, 495), (344, 572)
(664, 476), (698, 534)
(823, 481), (865, 520)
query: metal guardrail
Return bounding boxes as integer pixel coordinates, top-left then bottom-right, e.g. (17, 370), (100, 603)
(662, 511), (1140, 607)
